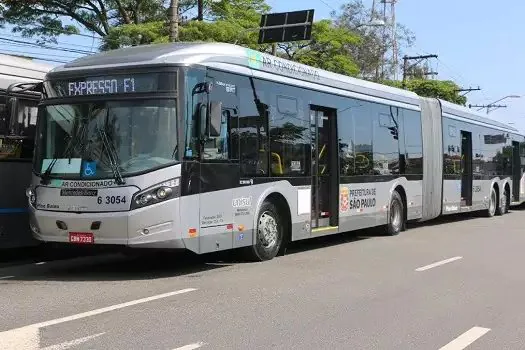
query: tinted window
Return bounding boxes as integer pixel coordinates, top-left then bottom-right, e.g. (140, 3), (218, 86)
(203, 70), (240, 162)
(184, 68), (206, 160)
(443, 118), (461, 177)
(337, 99), (355, 176)
(352, 100), (373, 176)
(0, 97), (39, 160)
(372, 103), (400, 175)
(266, 84), (310, 177)
(236, 78), (269, 177)
(402, 109), (423, 174)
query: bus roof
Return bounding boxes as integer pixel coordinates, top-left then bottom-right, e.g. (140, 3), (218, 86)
(0, 54), (53, 89)
(49, 42), (421, 106)
(49, 42), (521, 134)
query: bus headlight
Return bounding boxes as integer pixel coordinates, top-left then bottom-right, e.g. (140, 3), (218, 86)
(131, 178), (179, 210)
(26, 187), (36, 206)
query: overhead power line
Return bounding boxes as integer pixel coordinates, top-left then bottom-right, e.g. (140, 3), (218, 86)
(317, 0), (337, 11)
(1, 32), (97, 51)
(0, 52), (69, 64)
(28, 24), (102, 39)
(0, 48), (79, 60)
(0, 37), (92, 55)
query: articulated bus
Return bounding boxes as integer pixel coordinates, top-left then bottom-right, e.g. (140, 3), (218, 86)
(25, 43), (525, 261)
(0, 54), (52, 249)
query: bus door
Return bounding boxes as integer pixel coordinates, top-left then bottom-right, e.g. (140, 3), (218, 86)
(512, 141), (521, 202)
(460, 130), (473, 207)
(197, 73), (239, 253)
(310, 107), (338, 230)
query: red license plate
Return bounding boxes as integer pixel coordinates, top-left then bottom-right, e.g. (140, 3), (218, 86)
(69, 232), (94, 244)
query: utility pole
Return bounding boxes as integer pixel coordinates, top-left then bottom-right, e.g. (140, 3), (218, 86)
(455, 86), (481, 96)
(402, 54), (438, 89)
(169, 0), (179, 42)
(468, 104), (507, 114)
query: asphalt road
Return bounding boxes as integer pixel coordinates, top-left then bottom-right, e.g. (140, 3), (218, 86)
(1, 208), (525, 350)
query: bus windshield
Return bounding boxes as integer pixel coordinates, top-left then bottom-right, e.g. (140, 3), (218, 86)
(34, 99), (178, 180)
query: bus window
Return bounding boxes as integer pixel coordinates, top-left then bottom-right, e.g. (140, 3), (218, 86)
(0, 103), (6, 135)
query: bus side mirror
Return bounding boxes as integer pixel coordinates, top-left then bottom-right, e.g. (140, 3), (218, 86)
(207, 101), (222, 138)
(198, 103), (207, 138)
(7, 97), (18, 135)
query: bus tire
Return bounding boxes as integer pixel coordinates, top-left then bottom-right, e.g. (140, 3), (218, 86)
(249, 201), (284, 261)
(497, 186), (510, 216)
(485, 186), (497, 217)
(386, 190), (404, 236)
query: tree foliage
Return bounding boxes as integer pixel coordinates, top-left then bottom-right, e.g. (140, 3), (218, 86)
(278, 20), (361, 77)
(383, 79), (467, 106)
(102, 0), (271, 50)
(0, 0), (167, 44)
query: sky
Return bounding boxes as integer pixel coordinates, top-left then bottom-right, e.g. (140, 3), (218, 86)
(2, 0), (524, 131)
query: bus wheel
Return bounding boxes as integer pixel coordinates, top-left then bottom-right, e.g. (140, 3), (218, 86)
(249, 201), (284, 261)
(387, 191), (404, 236)
(485, 187), (497, 217)
(497, 186), (510, 216)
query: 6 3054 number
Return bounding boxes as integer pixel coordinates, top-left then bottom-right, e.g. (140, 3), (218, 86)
(97, 195), (127, 205)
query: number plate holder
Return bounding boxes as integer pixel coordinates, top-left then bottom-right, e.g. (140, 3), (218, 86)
(69, 232), (94, 244)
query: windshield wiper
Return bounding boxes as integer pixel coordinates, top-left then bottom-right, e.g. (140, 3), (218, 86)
(40, 133), (81, 184)
(97, 126), (125, 185)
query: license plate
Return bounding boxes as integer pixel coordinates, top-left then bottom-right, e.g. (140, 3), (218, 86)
(69, 232), (94, 244)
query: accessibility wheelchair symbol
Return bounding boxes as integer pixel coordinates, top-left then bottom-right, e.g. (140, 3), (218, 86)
(83, 161), (97, 177)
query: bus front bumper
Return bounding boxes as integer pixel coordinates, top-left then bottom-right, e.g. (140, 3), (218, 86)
(29, 199), (185, 249)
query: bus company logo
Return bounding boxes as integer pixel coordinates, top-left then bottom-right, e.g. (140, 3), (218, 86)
(340, 187), (349, 213)
(232, 196), (252, 208)
(246, 49), (262, 69)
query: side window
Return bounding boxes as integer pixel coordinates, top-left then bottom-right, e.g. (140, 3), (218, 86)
(202, 70), (239, 162)
(402, 109), (423, 174)
(372, 103), (400, 175)
(352, 100), (373, 176)
(184, 68), (206, 160)
(0, 97), (39, 160)
(266, 85), (309, 177)
(443, 118), (461, 176)
(16, 99), (39, 137)
(237, 78), (269, 177)
(338, 98), (356, 177)
(0, 93), (7, 135)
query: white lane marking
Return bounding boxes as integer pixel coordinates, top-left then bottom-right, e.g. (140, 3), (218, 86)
(41, 332), (105, 350)
(0, 326), (39, 350)
(0, 276), (14, 280)
(172, 342), (205, 350)
(439, 327), (491, 350)
(35, 262), (46, 265)
(36, 288), (197, 328)
(0, 288), (197, 350)
(415, 256), (463, 272)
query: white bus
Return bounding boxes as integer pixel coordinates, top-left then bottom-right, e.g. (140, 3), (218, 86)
(26, 43), (525, 260)
(0, 54), (52, 249)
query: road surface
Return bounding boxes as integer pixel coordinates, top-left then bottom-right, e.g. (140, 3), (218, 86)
(1, 208), (525, 349)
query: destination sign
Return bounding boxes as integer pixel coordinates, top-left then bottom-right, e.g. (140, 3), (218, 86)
(45, 72), (176, 97)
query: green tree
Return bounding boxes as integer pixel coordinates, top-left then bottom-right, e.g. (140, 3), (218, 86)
(278, 19), (361, 77)
(102, 0), (271, 50)
(383, 79), (468, 106)
(0, 0), (166, 44)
